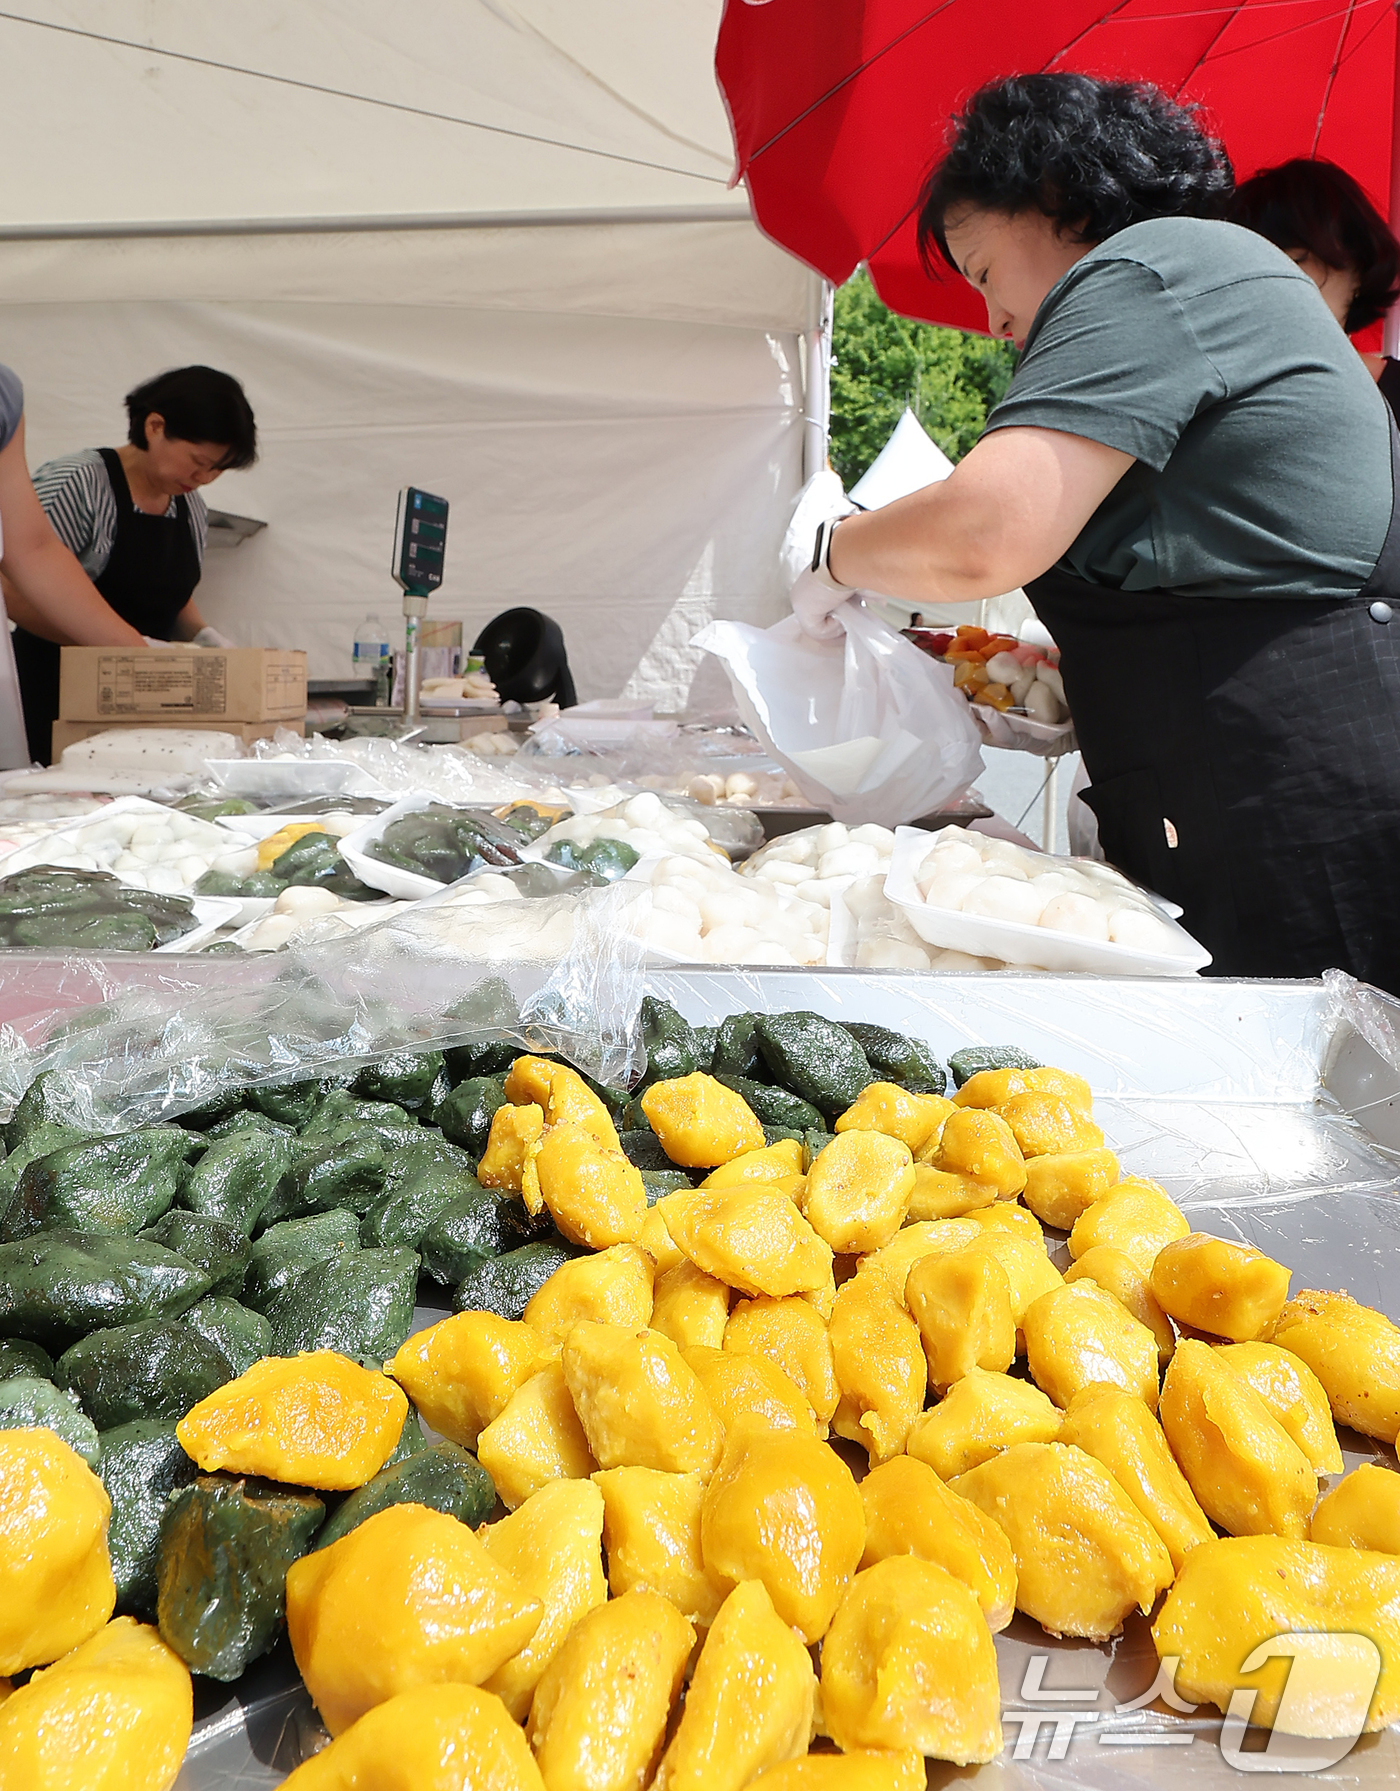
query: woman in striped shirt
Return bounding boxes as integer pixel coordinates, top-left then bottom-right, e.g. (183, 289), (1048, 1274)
(3, 365), (257, 762)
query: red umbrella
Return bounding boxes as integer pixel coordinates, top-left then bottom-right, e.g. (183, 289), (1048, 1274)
(717, 0), (1400, 339)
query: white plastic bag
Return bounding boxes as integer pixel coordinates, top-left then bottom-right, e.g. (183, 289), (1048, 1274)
(693, 602), (983, 828)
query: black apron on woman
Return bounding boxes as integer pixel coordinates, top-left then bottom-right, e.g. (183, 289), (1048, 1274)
(1028, 421), (1400, 990)
(13, 448), (200, 764)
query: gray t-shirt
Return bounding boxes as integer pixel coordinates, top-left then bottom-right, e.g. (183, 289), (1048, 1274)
(984, 217), (1392, 600)
(0, 364), (22, 452)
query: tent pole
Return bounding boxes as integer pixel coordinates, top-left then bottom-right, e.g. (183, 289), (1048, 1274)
(803, 279), (834, 481)
(1386, 9), (1400, 358)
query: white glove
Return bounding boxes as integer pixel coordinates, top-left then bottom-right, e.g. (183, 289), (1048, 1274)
(780, 468), (857, 588)
(193, 625), (235, 648)
(790, 567), (852, 642)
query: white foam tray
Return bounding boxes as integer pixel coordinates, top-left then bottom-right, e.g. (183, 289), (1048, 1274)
(884, 825), (1211, 977)
(969, 702), (1076, 753)
(338, 796), (464, 900)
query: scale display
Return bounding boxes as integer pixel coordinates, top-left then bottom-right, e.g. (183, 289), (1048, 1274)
(392, 487), (449, 595)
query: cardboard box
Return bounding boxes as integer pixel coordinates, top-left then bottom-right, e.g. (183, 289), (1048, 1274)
(51, 718), (304, 759)
(59, 647), (307, 723)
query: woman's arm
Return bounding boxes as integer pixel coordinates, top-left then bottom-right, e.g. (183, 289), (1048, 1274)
(827, 425), (1135, 602)
(0, 420), (145, 647)
(0, 569), (53, 638)
(171, 599), (207, 641)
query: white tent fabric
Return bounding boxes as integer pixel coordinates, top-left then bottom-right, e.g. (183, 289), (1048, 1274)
(0, 2), (819, 704)
(848, 407), (954, 510)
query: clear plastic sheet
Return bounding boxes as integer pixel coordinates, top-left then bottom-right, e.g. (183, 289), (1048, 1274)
(221, 729), (770, 860)
(0, 878), (646, 1128)
(517, 717), (803, 812)
(173, 969), (1400, 1789)
(227, 729), (557, 809)
(1320, 969), (1400, 1159)
(1324, 968), (1400, 1075)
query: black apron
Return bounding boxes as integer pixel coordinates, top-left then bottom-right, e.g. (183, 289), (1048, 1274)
(1028, 420), (1400, 991)
(14, 448), (201, 764)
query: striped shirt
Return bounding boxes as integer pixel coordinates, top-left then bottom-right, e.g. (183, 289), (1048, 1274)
(32, 449), (208, 579)
(0, 364), (21, 451)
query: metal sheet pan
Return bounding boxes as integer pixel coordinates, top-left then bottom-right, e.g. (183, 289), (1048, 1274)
(176, 971), (1400, 1787)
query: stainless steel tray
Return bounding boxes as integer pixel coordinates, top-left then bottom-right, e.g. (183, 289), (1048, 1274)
(173, 971), (1400, 1786)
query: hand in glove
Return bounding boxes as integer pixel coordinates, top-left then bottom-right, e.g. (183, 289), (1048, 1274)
(780, 467), (856, 588)
(790, 567), (852, 642)
(192, 625), (235, 648)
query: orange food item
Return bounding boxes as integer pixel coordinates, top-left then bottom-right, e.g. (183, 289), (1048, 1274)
(972, 684), (1014, 711)
(280, 1684), (544, 1791)
(176, 1352), (407, 1491)
(478, 1104), (546, 1195)
(286, 1504), (543, 1736)
(0, 1617), (193, 1791)
(0, 1431), (115, 1675)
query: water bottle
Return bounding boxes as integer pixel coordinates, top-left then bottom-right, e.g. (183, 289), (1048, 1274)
(353, 615), (392, 706)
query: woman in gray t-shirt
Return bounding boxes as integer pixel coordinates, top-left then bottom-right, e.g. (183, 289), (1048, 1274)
(803, 74), (1400, 991)
(0, 362), (144, 766)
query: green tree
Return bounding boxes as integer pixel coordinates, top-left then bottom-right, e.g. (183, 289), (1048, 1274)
(829, 269), (1017, 486)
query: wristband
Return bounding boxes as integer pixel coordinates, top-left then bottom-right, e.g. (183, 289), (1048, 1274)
(810, 516), (849, 593)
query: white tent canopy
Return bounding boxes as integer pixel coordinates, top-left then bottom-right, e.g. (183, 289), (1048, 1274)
(0, 1), (819, 704)
(848, 408), (955, 511)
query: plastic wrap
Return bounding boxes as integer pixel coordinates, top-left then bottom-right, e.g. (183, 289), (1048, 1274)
(215, 730), (556, 809)
(335, 796), (530, 900)
(518, 715), (806, 812)
(525, 784), (764, 863)
(216, 730), (770, 860)
(0, 877), (646, 1129)
(886, 826), (1211, 976)
(1321, 969), (1400, 1157)
(619, 853), (828, 967)
(0, 797), (243, 894)
(174, 967), (1400, 1789)
(1324, 968), (1400, 1074)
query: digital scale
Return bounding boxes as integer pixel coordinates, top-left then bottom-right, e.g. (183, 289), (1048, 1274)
(392, 485), (449, 722)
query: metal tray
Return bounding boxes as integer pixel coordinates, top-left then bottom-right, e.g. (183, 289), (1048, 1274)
(170, 971), (1400, 1785)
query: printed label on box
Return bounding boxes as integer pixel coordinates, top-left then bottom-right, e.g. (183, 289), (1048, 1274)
(96, 654), (228, 716)
(265, 662), (302, 703)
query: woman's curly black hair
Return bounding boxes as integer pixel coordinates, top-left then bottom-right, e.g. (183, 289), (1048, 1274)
(1227, 159), (1400, 335)
(917, 73), (1234, 272)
